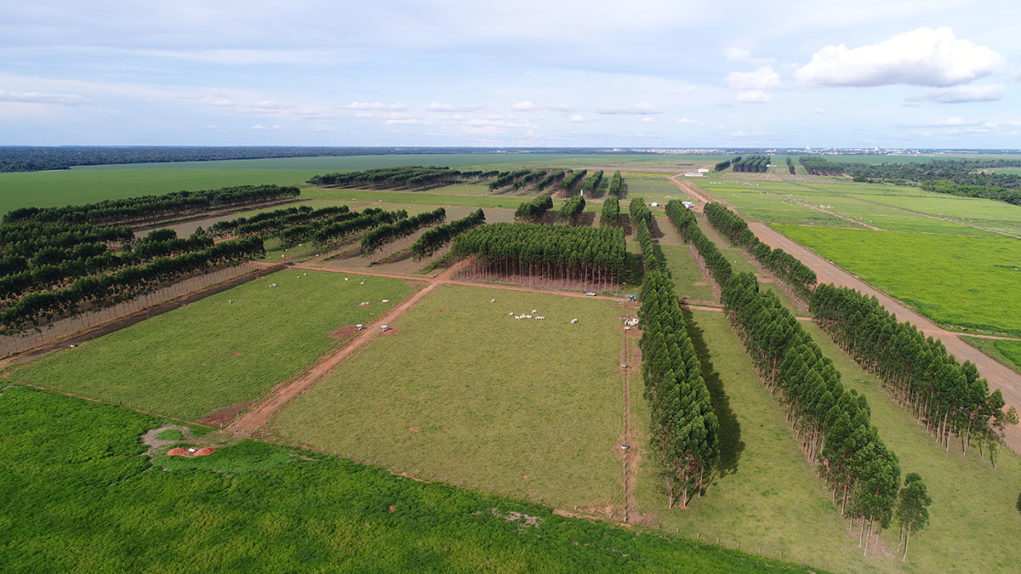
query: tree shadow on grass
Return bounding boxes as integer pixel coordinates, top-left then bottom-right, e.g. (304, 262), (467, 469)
(682, 307), (744, 477)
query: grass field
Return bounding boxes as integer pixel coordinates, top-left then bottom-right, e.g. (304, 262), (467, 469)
(0, 384), (811, 573)
(772, 226), (1021, 335)
(269, 284), (628, 512)
(7, 270), (418, 420)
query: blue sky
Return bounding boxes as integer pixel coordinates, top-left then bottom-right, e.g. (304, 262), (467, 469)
(1, 1), (1018, 148)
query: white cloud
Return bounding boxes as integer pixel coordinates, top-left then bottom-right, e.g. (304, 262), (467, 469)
(384, 118), (423, 125)
(249, 124), (280, 130)
(511, 100), (571, 112)
(736, 90), (771, 103)
(797, 27), (1004, 88)
(346, 101), (406, 111)
(0, 89), (84, 106)
(908, 83), (1005, 104)
(726, 67), (781, 91)
(677, 117), (693, 124)
(724, 47), (775, 65)
(428, 102), (481, 112)
(640, 116), (655, 123)
(726, 67), (780, 103)
(569, 114), (585, 122)
(597, 102), (660, 115)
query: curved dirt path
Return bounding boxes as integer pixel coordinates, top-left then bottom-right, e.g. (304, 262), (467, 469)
(669, 175), (711, 211)
(749, 222), (1021, 452)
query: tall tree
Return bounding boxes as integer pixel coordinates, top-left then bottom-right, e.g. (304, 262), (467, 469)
(895, 473), (931, 562)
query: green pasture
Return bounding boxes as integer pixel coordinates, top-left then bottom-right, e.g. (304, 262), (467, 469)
(772, 226), (1021, 335)
(960, 337), (1021, 373)
(0, 385), (811, 573)
(269, 284), (626, 511)
(8, 270), (417, 420)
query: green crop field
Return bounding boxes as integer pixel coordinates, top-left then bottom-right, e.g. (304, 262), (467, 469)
(0, 385), (811, 573)
(269, 284), (627, 512)
(772, 226), (1021, 336)
(8, 270), (418, 420)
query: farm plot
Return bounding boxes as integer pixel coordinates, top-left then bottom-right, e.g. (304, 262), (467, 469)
(269, 284), (625, 511)
(8, 270), (417, 421)
(773, 226), (1021, 336)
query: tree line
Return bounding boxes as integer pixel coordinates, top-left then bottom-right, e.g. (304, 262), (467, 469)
(311, 208), (406, 249)
(535, 170), (566, 192)
(3, 185), (299, 227)
(669, 203), (928, 555)
(600, 196), (620, 227)
(580, 170), (603, 196)
(786, 157), (796, 175)
(451, 223), (625, 288)
(514, 195), (553, 222)
(607, 171), (624, 197)
(489, 169), (532, 191)
(799, 156), (844, 176)
(557, 195), (585, 224)
(0, 236), (263, 333)
(361, 207), (446, 254)
(731, 155), (770, 173)
(307, 167), (470, 189)
(811, 284), (1018, 463)
(557, 170), (588, 196)
(632, 197), (719, 506)
(209, 205), (349, 239)
(703, 203), (816, 299)
(411, 209), (485, 260)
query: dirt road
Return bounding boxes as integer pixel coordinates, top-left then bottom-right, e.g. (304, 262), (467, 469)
(749, 222), (1021, 452)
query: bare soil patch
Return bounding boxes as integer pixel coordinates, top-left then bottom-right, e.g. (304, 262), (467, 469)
(200, 401), (254, 427)
(329, 325), (359, 340)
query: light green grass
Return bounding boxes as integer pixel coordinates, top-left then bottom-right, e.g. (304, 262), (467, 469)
(660, 244), (714, 301)
(773, 225), (1021, 335)
(959, 337), (1021, 374)
(9, 270), (417, 420)
(0, 385), (811, 573)
(270, 284), (626, 511)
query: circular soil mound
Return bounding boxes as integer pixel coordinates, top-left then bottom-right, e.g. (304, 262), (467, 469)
(166, 447), (189, 457)
(194, 447), (216, 457)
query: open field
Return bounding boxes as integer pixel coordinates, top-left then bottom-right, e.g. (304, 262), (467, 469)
(772, 226), (1021, 336)
(0, 385), (810, 573)
(269, 284), (627, 512)
(7, 270), (418, 420)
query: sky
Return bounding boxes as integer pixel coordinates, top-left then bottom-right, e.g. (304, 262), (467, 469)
(1, 1), (1019, 148)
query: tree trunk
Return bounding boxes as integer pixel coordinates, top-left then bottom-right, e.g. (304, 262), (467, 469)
(902, 528), (910, 561)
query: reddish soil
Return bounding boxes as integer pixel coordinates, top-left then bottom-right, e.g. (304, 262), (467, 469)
(408, 426), (420, 433)
(166, 447), (189, 457)
(199, 401), (253, 427)
(329, 325), (359, 340)
(194, 447), (216, 457)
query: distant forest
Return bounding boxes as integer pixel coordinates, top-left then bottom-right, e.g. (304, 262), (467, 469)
(0, 146), (647, 173)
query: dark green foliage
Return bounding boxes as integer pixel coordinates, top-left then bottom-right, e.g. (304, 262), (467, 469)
(665, 201), (731, 285)
(895, 473), (932, 561)
(607, 171), (624, 197)
(714, 160), (731, 172)
(600, 197), (620, 227)
(811, 284), (1010, 458)
(731, 155), (770, 173)
(514, 195), (554, 222)
(311, 208), (406, 248)
(307, 166), (463, 189)
(2, 185), (299, 226)
(452, 223), (625, 288)
(0, 385), (809, 572)
(633, 197), (719, 507)
(489, 169), (531, 191)
(411, 209), (485, 260)
(579, 170), (603, 196)
(786, 157), (796, 175)
(703, 203), (816, 299)
(799, 156), (844, 176)
(557, 170), (588, 196)
(361, 208), (446, 254)
(209, 205), (349, 241)
(557, 195), (585, 224)
(534, 170), (566, 191)
(838, 158), (1021, 205)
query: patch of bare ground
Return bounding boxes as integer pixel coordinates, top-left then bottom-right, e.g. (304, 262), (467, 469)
(199, 401), (255, 427)
(328, 325), (359, 340)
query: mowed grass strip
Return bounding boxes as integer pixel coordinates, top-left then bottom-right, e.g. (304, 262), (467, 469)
(270, 284), (625, 511)
(9, 270), (417, 420)
(772, 225), (1021, 335)
(0, 385), (812, 573)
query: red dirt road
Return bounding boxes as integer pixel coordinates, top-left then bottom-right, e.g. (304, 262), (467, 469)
(749, 221), (1021, 452)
